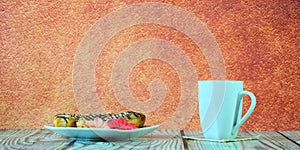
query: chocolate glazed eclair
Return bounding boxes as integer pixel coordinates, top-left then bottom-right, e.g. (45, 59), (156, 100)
(53, 111), (146, 128)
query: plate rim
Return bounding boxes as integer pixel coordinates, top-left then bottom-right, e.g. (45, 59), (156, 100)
(44, 124), (160, 133)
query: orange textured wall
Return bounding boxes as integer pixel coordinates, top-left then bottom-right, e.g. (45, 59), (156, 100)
(1, 0), (299, 130)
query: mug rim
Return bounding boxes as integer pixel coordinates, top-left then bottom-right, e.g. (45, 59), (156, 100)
(198, 80), (243, 83)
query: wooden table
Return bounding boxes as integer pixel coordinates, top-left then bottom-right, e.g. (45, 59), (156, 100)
(0, 129), (299, 149)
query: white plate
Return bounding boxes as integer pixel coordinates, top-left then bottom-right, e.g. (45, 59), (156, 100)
(44, 124), (160, 141)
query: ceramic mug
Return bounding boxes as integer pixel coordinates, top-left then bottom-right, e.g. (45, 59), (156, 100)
(198, 80), (256, 140)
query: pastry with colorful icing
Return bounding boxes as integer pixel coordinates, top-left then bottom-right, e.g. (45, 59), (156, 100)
(53, 111), (146, 129)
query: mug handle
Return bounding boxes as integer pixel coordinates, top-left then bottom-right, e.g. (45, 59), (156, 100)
(232, 91), (256, 135)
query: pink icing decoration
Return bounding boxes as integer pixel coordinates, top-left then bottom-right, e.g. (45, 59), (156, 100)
(107, 118), (137, 130)
(85, 117), (109, 128)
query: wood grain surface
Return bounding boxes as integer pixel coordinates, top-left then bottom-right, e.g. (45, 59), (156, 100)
(1, 129), (299, 149)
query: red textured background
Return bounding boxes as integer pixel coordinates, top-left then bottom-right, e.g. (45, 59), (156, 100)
(1, 0), (299, 130)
